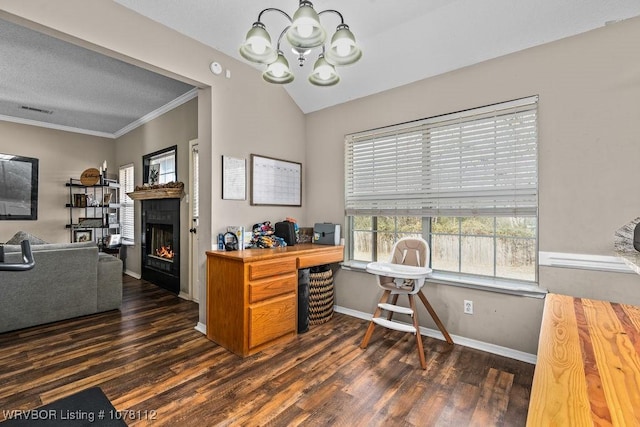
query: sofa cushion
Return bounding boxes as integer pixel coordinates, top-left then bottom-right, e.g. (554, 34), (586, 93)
(2, 241), (95, 254)
(5, 230), (47, 245)
(97, 253), (123, 311)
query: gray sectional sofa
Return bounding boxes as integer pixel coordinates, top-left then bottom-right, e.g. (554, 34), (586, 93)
(0, 241), (122, 333)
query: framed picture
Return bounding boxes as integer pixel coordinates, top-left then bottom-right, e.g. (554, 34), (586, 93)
(73, 229), (93, 242)
(250, 154), (301, 206)
(103, 193), (112, 205)
(222, 155), (246, 200)
(0, 154), (38, 220)
(148, 164), (160, 185)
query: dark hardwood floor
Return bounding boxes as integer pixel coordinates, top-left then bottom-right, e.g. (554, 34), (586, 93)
(0, 276), (534, 426)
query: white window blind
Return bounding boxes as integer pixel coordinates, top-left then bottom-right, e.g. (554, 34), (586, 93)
(345, 96), (538, 217)
(119, 163), (135, 242)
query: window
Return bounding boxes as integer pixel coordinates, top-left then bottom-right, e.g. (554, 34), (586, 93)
(119, 163), (134, 242)
(345, 96), (538, 283)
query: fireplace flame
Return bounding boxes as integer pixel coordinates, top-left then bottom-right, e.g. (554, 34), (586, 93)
(156, 245), (175, 260)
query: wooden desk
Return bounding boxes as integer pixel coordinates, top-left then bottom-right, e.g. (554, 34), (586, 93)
(527, 293), (640, 426)
(206, 244), (344, 357)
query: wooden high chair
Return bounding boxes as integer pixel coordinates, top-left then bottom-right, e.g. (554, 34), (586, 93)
(360, 237), (453, 369)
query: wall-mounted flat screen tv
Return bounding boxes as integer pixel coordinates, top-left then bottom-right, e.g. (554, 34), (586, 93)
(0, 153), (39, 220)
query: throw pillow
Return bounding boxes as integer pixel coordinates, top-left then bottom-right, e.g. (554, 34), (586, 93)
(5, 230), (47, 245)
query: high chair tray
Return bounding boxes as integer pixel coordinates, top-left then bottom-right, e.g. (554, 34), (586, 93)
(365, 262), (432, 279)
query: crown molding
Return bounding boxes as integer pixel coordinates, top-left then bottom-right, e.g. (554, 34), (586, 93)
(113, 88), (198, 138)
(0, 88), (199, 139)
(0, 114), (115, 138)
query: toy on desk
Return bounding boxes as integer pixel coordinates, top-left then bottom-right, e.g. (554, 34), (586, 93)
(250, 221), (287, 248)
(253, 235), (287, 248)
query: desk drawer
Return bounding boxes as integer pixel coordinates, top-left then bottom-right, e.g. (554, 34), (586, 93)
(248, 257), (296, 280)
(248, 273), (297, 303)
(297, 249), (344, 269)
(248, 294), (296, 349)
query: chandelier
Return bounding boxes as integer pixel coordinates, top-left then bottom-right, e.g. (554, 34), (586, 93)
(239, 1), (362, 86)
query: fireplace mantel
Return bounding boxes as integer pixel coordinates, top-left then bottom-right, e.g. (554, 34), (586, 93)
(127, 188), (184, 200)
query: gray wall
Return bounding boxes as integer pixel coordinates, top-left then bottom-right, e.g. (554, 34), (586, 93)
(305, 17), (640, 354)
(0, 121), (115, 244)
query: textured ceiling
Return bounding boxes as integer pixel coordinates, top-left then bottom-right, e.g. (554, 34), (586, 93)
(0, 17), (195, 138)
(1, 1), (640, 137)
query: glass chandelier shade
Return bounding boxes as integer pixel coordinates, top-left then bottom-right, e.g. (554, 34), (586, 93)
(239, 22), (278, 64)
(239, 1), (362, 86)
(263, 51), (295, 84)
(308, 55), (339, 86)
(325, 24), (362, 66)
(286, 1), (326, 49)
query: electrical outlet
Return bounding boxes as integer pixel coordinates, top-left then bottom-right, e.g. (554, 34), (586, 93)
(464, 300), (473, 315)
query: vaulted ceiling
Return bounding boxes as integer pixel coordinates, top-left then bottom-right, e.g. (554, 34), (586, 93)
(2, 1), (639, 137)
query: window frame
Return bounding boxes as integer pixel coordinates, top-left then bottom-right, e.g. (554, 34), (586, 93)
(344, 96), (540, 289)
(344, 215), (543, 299)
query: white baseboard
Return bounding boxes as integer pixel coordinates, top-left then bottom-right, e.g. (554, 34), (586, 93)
(334, 305), (537, 365)
(190, 306), (534, 363)
(124, 270), (141, 279)
(194, 322), (206, 335)
(178, 291), (192, 301)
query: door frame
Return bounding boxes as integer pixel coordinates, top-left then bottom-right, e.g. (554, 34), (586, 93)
(188, 139), (200, 302)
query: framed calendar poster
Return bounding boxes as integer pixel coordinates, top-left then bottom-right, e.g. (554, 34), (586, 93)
(222, 155), (246, 200)
(250, 154), (301, 206)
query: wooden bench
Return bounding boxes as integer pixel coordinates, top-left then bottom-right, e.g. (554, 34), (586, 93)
(527, 293), (640, 425)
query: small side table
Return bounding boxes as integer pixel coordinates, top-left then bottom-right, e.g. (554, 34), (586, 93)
(100, 245), (121, 258)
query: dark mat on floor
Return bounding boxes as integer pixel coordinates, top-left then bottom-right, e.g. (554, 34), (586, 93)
(1, 387), (127, 426)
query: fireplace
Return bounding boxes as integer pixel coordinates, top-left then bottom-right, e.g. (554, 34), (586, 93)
(141, 199), (180, 293)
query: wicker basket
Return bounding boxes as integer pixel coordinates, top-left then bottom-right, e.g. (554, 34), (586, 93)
(309, 265), (334, 325)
